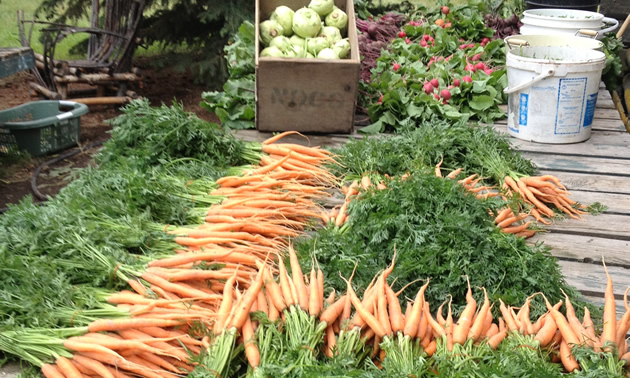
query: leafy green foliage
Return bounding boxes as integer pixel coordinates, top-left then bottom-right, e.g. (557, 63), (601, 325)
(34, 0), (253, 86)
(297, 171), (581, 318)
(201, 22), (256, 130)
(0, 100), (257, 329)
(364, 6), (506, 133)
(328, 121), (536, 187)
(599, 34), (624, 92)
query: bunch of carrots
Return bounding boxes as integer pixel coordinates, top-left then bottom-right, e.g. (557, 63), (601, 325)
(26, 132), (340, 377)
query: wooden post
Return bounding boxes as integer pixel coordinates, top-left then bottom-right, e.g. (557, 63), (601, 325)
(29, 82), (61, 100)
(71, 96), (132, 105)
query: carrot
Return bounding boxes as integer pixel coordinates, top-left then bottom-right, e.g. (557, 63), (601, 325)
(229, 266), (266, 330)
(117, 329), (192, 362)
(137, 327), (204, 346)
(435, 157), (443, 178)
(453, 277), (476, 345)
(534, 313), (557, 347)
(71, 355), (115, 378)
(309, 267), (320, 316)
(497, 213), (529, 228)
(423, 303), (446, 338)
(446, 167), (463, 179)
(263, 130), (304, 144)
(403, 280), (430, 338)
(341, 270), (387, 338)
(263, 269), (287, 313)
(560, 289), (590, 347)
(278, 258), (296, 307)
(69, 359), (96, 376)
(615, 288), (630, 351)
(66, 336), (179, 359)
(361, 175), (372, 189)
(288, 244), (309, 311)
(424, 340), (437, 357)
(445, 297), (454, 351)
(78, 352), (163, 378)
(54, 357), (83, 378)
(377, 281), (392, 337)
(581, 307), (599, 348)
(485, 323), (499, 339)
(88, 317), (186, 333)
(214, 274), (237, 334)
(417, 304), (429, 342)
(494, 207), (514, 225)
(325, 325), (337, 358)
(601, 258), (617, 350)
(516, 178), (556, 217)
(242, 314), (260, 368)
(499, 299), (519, 332)
(502, 221), (532, 234)
(468, 287), (489, 342)
(317, 267), (324, 312)
(385, 283), (404, 334)
(559, 340), (580, 373)
(529, 208), (552, 225)
(487, 329), (508, 350)
(543, 296), (579, 347)
(620, 351), (630, 365)
(41, 364), (66, 378)
(481, 304), (495, 337)
(148, 249), (240, 268)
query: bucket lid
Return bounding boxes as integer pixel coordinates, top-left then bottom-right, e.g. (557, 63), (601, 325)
(504, 34), (603, 51)
(507, 45), (606, 72)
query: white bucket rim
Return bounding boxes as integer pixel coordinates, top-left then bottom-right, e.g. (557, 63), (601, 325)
(522, 9), (605, 22)
(507, 46), (606, 68)
(504, 35), (604, 50)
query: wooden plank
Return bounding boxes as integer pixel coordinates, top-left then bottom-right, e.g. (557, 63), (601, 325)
(494, 117), (625, 132)
(233, 128), (355, 148)
(522, 153), (630, 176)
(539, 170), (630, 195)
(499, 130), (630, 159)
(542, 213), (630, 241)
(531, 233), (630, 266)
(567, 191), (630, 215)
(595, 107), (623, 120)
(558, 259), (630, 299)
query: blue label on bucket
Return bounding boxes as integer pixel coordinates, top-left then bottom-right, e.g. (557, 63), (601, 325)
(583, 93), (597, 127)
(518, 93), (528, 127)
(554, 77), (587, 135)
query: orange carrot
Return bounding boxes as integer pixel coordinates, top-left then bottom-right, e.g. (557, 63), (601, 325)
(309, 267), (321, 316)
(485, 323), (499, 339)
(41, 364), (66, 378)
(263, 130), (304, 145)
(88, 318), (185, 333)
(214, 274), (237, 334)
(534, 314), (557, 347)
(601, 259), (617, 350)
(424, 340), (437, 357)
(468, 287), (489, 342)
(543, 296), (579, 347)
(403, 280), (430, 338)
(325, 325), (337, 358)
(385, 283), (404, 334)
(288, 244), (309, 311)
(582, 307), (599, 348)
(71, 355), (115, 378)
(320, 295), (349, 325)
(616, 288), (630, 351)
(499, 299), (519, 332)
(453, 277), (476, 345)
(55, 357), (82, 378)
(487, 330), (507, 349)
(263, 269), (287, 313)
(242, 313), (260, 368)
(559, 340), (580, 373)
(278, 258), (296, 307)
(78, 352), (163, 378)
(228, 266), (266, 330)
(423, 303), (446, 338)
(341, 271), (387, 338)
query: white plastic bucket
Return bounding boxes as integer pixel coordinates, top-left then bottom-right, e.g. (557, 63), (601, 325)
(520, 9), (619, 40)
(504, 34), (603, 52)
(505, 45), (606, 144)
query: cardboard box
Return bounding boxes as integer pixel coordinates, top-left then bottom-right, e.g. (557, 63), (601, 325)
(255, 0), (360, 134)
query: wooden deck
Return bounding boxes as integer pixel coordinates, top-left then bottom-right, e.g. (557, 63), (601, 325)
(235, 82), (630, 314)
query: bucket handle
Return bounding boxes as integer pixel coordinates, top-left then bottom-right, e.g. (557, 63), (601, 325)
(575, 29), (598, 39)
(506, 38), (530, 49)
(503, 69), (555, 95)
(601, 17), (620, 35)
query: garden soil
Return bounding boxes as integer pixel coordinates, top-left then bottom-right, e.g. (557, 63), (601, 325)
(0, 63), (219, 210)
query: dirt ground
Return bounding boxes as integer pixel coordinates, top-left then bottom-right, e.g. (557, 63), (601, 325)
(0, 61), (219, 209)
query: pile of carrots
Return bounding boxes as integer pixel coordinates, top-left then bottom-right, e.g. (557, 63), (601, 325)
(34, 132), (340, 377)
(28, 131), (615, 377)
